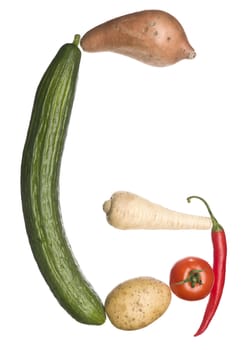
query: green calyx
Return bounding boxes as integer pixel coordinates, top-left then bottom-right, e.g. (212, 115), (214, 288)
(176, 269), (203, 288)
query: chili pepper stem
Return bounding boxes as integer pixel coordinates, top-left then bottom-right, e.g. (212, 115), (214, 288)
(187, 196), (223, 232)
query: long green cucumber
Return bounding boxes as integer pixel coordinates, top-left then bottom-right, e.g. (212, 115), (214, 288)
(21, 35), (105, 325)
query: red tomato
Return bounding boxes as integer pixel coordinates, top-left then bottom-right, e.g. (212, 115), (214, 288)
(169, 256), (214, 301)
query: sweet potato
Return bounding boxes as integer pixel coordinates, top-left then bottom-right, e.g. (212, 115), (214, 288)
(81, 9), (196, 67)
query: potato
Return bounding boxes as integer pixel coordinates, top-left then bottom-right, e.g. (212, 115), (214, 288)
(81, 10), (196, 67)
(105, 276), (171, 330)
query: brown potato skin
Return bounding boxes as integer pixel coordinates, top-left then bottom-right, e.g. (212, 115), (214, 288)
(105, 277), (171, 330)
(81, 10), (196, 67)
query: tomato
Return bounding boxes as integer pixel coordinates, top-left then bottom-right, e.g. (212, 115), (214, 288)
(169, 256), (214, 301)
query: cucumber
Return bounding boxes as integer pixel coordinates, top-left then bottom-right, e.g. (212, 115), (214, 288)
(21, 35), (106, 325)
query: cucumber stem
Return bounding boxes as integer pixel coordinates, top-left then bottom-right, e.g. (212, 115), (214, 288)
(73, 34), (81, 47)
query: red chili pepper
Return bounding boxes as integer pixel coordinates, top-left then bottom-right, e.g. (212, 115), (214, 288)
(187, 196), (227, 337)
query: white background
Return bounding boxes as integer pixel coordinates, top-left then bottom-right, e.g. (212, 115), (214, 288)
(1, 0), (248, 348)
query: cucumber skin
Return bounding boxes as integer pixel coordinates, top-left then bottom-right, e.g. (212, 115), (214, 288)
(21, 38), (106, 325)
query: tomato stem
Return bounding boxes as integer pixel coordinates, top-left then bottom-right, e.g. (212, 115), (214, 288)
(175, 269), (203, 288)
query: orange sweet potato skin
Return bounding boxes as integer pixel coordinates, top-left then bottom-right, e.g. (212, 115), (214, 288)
(81, 10), (196, 67)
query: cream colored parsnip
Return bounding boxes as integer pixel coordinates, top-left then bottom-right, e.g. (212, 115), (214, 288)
(105, 277), (171, 330)
(103, 191), (212, 230)
(81, 10), (196, 67)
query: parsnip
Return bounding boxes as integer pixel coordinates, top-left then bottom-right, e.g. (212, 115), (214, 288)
(103, 191), (212, 230)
